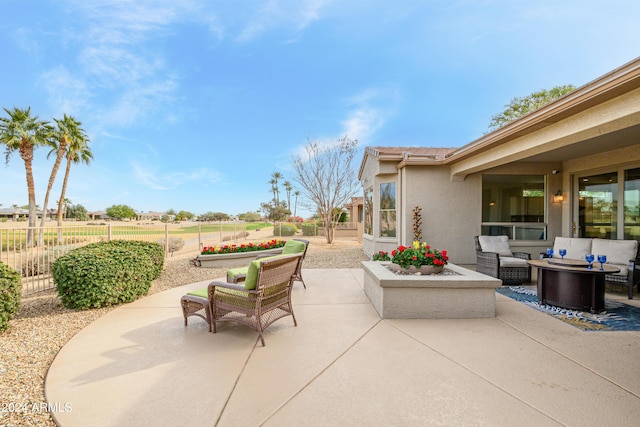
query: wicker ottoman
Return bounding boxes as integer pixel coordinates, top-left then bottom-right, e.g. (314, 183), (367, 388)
(180, 293), (212, 332)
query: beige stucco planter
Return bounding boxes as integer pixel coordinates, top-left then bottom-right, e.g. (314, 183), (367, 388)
(196, 248), (284, 268)
(362, 261), (501, 319)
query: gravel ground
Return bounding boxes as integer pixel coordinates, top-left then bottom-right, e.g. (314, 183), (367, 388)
(0, 236), (368, 426)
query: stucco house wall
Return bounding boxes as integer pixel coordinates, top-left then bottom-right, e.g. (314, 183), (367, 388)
(361, 162), (567, 266)
(400, 166), (481, 265)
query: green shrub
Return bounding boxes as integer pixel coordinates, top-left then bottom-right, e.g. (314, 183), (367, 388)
(273, 223), (297, 236)
(0, 262), (22, 332)
(106, 240), (165, 279)
(52, 240), (164, 310)
(301, 222), (318, 236)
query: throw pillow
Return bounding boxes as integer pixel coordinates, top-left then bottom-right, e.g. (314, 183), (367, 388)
(478, 235), (513, 257)
(243, 255), (288, 290)
(282, 239), (307, 255)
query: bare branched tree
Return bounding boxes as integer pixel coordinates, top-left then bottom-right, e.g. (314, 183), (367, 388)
(292, 136), (359, 244)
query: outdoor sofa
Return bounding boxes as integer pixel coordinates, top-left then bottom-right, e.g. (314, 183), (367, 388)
(545, 237), (640, 299)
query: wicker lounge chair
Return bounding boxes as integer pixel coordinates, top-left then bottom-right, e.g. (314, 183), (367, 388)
(226, 238), (309, 288)
(475, 235), (531, 285)
(182, 253), (303, 346)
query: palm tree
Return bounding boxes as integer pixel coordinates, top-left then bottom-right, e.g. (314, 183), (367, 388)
(268, 178), (278, 204)
(57, 129), (92, 227)
(62, 198), (72, 218)
(271, 172), (283, 205)
(294, 190), (300, 217)
(38, 114), (86, 244)
(284, 181), (293, 211)
(0, 107), (52, 246)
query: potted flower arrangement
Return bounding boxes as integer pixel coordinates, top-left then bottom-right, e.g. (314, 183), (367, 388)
(388, 241), (448, 275)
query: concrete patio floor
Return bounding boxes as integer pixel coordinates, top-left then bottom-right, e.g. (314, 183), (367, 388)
(45, 268), (640, 426)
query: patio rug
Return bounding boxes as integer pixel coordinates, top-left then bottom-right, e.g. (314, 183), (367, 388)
(496, 286), (640, 331)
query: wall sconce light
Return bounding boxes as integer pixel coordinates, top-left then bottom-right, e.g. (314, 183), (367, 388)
(553, 190), (564, 203)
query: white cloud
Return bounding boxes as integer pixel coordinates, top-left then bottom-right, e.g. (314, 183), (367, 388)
(341, 86), (398, 142)
(38, 66), (91, 118)
(33, 0), (333, 133)
(288, 85), (398, 160)
(11, 27), (41, 55)
(236, 0), (333, 42)
(36, 0), (201, 131)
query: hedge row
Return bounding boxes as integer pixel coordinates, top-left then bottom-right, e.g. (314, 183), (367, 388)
(53, 240), (164, 310)
(0, 262), (22, 332)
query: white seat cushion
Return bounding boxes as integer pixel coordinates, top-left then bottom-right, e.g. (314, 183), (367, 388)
(478, 235), (513, 257)
(591, 239), (638, 273)
(553, 237), (592, 261)
(499, 256), (529, 268)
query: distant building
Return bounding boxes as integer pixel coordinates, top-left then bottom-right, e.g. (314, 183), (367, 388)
(136, 211), (165, 221)
(0, 207), (29, 221)
(87, 211), (110, 220)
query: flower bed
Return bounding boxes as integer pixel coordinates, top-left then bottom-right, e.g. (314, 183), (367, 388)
(200, 239), (285, 255)
(196, 239), (286, 268)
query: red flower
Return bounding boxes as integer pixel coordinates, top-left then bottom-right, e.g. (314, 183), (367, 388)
(389, 241), (449, 269)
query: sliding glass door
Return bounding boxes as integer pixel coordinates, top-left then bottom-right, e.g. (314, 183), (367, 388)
(578, 172), (617, 238)
(624, 168), (640, 240)
(575, 166), (640, 240)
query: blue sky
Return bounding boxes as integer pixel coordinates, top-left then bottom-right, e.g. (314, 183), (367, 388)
(1, 0), (639, 218)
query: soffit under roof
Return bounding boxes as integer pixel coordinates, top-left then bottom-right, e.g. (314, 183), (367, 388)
(522, 123), (640, 162)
